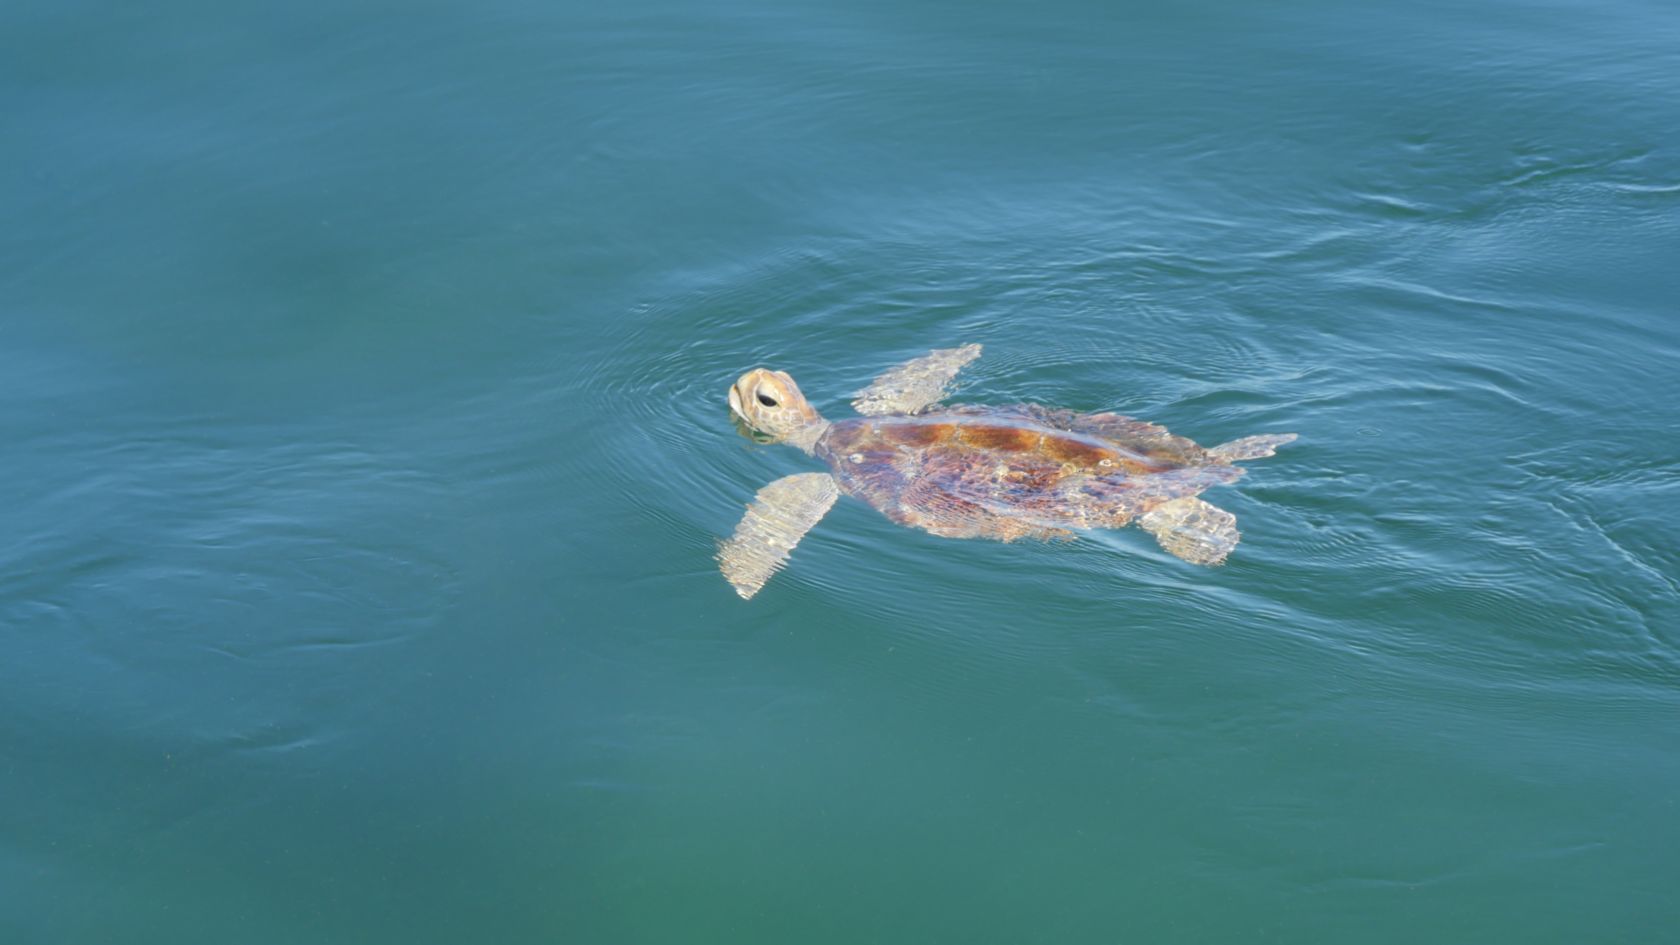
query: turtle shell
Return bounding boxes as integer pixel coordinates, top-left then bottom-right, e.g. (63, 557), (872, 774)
(814, 404), (1244, 541)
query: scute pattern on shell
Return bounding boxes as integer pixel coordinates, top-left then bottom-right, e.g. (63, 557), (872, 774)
(815, 404), (1242, 543)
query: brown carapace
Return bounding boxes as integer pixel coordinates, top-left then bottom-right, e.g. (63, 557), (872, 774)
(718, 344), (1295, 599)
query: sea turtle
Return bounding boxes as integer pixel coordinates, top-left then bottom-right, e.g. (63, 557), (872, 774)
(718, 344), (1295, 599)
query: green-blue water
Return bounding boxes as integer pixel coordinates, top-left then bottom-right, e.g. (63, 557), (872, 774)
(5, 1), (1679, 941)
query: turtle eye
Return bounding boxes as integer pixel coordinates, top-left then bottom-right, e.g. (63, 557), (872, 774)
(756, 392), (779, 408)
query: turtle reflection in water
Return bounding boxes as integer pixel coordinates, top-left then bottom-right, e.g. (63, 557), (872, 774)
(718, 344), (1296, 599)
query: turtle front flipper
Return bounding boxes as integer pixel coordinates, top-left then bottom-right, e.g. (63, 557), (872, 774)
(1138, 496), (1240, 565)
(717, 472), (840, 599)
(852, 343), (982, 416)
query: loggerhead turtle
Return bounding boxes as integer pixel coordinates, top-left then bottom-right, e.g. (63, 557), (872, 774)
(718, 344), (1295, 599)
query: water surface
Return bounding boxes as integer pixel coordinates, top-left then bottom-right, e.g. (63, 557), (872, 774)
(4, 0), (1678, 942)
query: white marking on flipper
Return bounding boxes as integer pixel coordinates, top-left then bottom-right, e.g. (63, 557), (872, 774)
(717, 472), (840, 599)
(851, 344), (982, 416)
(1139, 496), (1240, 565)
(1209, 433), (1298, 462)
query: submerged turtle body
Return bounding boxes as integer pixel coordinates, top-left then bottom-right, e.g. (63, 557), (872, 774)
(717, 345), (1295, 599)
(816, 406), (1238, 542)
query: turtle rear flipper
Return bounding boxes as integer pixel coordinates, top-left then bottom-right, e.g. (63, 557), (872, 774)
(1139, 496), (1239, 565)
(1209, 433), (1297, 462)
(717, 472), (840, 599)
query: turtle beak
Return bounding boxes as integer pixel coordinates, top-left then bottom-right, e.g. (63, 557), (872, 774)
(727, 383), (745, 421)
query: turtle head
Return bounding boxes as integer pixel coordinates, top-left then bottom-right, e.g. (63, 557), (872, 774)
(728, 368), (827, 452)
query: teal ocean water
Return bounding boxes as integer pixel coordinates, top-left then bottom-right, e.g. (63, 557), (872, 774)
(5, 1), (1679, 941)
